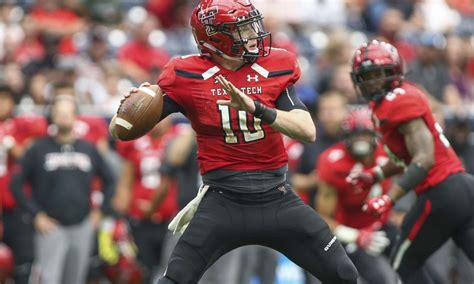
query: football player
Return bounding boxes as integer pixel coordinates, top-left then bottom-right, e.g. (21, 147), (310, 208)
(109, 0), (358, 283)
(114, 119), (178, 283)
(0, 84), (47, 284)
(348, 40), (474, 283)
(316, 108), (398, 283)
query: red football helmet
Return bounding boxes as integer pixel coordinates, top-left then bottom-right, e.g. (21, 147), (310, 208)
(351, 40), (404, 101)
(190, 0), (271, 63)
(342, 107), (377, 159)
(0, 243), (14, 283)
(342, 107), (374, 134)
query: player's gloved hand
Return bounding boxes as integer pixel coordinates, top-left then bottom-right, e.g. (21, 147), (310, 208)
(356, 226), (390, 256)
(334, 223), (390, 256)
(98, 218), (119, 265)
(363, 194), (393, 217)
(346, 167), (381, 191)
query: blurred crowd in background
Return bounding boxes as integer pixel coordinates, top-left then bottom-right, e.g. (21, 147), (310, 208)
(0, 0), (474, 283)
(0, 0), (473, 114)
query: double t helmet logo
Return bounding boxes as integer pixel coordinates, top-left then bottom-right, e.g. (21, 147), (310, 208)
(199, 7), (219, 36)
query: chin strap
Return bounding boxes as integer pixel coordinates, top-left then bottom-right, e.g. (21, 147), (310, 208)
(201, 42), (244, 62)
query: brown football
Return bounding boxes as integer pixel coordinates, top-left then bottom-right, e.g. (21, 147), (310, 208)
(115, 85), (163, 141)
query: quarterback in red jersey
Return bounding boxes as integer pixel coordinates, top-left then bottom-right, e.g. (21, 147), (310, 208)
(317, 108), (398, 283)
(110, 1), (358, 283)
(349, 40), (474, 283)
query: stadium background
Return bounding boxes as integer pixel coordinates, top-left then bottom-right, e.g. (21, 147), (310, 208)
(0, 0), (473, 283)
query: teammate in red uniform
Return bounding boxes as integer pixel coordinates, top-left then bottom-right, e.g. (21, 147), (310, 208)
(348, 40), (474, 283)
(0, 85), (47, 284)
(317, 108), (398, 283)
(110, 1), (358, 283)
(114, 119), (178, 283)
(73, 115), (109, 152)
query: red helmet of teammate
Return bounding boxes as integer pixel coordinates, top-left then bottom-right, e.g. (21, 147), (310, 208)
(190, 0), (271, 63)
(342, 107), (377, 159)
(351, 40), (404, 102)
(0, 243), (14, 282)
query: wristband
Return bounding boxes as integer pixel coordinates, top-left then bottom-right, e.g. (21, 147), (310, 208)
(396, 163), (428, 192)
(253, 101), (277, 124)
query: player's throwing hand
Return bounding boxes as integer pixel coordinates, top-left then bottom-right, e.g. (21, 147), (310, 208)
(216, 75), (256, 113)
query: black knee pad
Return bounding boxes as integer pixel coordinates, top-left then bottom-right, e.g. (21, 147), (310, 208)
(336, 258), (359, 284)
(157, 275), (178, 284)
(162, 257), (202, 284)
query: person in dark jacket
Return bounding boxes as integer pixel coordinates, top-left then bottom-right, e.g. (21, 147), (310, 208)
(11, 95), (115, 284)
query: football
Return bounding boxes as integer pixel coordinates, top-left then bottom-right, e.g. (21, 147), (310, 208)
(115, 85), (164, 141)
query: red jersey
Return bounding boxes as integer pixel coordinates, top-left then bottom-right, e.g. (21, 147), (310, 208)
(74, 115), (108, 145)
(370, 82), (464, 194)
(284, 137), (304, 172)
(1, 116), (47, 210)
(158, 49), (300, 174)
(317, 142), (391, 228)
(118, 40), (170, 73)
(284, 136), (309, 203)
(116, 133), (177, 221)
(30, 7), (81, 54)
(13, 115), (48, 145)
(13, 39), (45, 65)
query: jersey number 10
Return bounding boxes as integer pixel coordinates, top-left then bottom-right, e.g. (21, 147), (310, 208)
(218, 105), (265, 144)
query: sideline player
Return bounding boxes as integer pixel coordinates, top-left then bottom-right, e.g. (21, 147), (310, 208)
(110, 0), (358, 283)
(348, 40), (474, 283)
(316, 108), (397, 283)
(114, 119), (178, 283)
(0, 84), (47, 284)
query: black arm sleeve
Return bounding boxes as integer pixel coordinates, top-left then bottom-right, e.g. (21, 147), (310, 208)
(10, 145), (42, 216)
(159, 94), (185, 121)
(275, 85), (308, 112)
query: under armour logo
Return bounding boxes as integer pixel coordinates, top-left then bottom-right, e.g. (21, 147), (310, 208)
(247, 74), (259, 82)
(277, 185), (287, 195)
